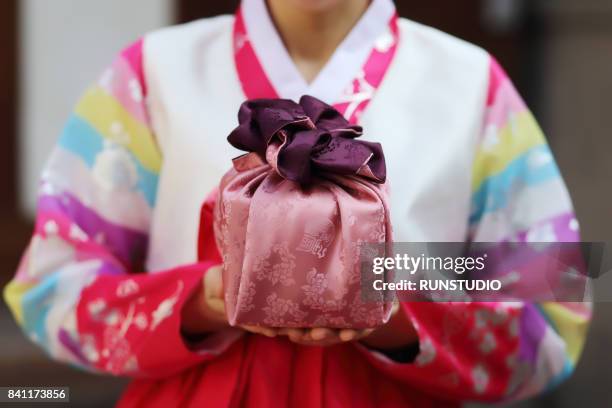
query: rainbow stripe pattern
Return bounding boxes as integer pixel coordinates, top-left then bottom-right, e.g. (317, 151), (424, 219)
(469, 57), (591, 399)
(4, 39), (162, 367)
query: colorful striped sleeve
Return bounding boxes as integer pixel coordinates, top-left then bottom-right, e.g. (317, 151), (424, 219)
(354, 56), (590, 403)
(469, 57), (591, 399)
(3, 39), (240, 377)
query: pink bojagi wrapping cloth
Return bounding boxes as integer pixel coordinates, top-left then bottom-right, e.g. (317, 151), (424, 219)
(213, 96), (393, 328)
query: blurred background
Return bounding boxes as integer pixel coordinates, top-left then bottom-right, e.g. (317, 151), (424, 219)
(0, 0), (610, 406)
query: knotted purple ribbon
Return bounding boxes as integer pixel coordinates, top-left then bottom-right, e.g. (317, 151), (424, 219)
(228, 95), (386, 185)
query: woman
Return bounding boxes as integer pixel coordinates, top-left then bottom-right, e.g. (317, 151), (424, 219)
(4, 0), (590, 406)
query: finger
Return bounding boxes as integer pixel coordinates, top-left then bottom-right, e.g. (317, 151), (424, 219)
(262, 329), (278, 338)
(276, 328), (292, 336)
(204, 265), (224, 299)
(339, 329), (358, 342)
(390, 300), (400, 316)
(241, 325), (260, 334)
(242, 325), (277, 338)
(309, 328), (335, 342)
(207, 297), (226, 316)
(286, 328), (305, 343)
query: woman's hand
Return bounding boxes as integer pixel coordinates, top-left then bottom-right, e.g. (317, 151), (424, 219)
(242, 301), (418, 350)
(182, 268), (417, 350)
(241, 326), (374, 346)
(181, 265), (229, 334)
(241, 303), (397, 346)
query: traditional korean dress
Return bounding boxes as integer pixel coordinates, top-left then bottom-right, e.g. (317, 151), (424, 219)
(4, 0), (591, 406)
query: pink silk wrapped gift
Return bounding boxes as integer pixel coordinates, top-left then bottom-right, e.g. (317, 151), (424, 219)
(213, 96), (393, 329)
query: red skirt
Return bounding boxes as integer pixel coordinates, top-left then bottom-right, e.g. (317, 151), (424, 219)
(117, 334), (453, 408)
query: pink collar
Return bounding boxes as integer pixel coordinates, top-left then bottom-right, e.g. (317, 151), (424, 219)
(233, 0), (399, 124)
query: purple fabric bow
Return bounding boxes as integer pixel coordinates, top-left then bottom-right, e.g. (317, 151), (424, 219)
(228, 95), (386, 185)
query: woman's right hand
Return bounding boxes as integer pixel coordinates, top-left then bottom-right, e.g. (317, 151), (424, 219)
(181, 265), (228, 334)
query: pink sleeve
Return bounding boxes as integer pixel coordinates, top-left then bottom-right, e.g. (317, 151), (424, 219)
(356, 302), (521, 402)
(76, 261), (240, 377)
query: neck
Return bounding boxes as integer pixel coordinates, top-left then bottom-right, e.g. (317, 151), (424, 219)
(266, 0), (369, 83)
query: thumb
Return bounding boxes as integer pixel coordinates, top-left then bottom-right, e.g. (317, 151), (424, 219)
(204, 265), (225, 315)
